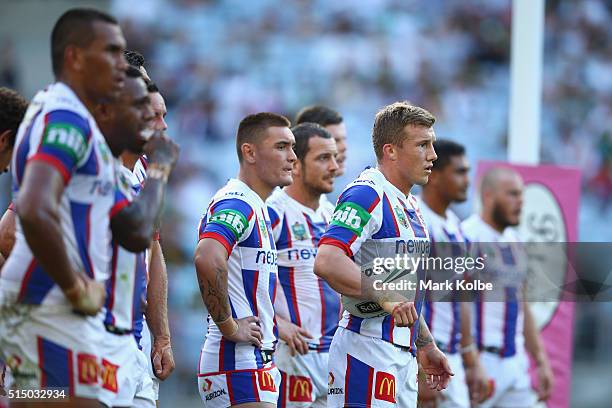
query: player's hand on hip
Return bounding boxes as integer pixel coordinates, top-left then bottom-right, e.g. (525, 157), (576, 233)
(382, 301), (418, 327)
(536, 360), (554, 401)
(417, 343), (454, 391)
(223, 316), (263, 348)
(64, 274), (106, 316)
(277, 316), (313, 356)
(144, 130), (180, 169)
(152, 335), (175, 380)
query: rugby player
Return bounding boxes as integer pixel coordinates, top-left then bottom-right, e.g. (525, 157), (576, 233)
(0, 87), (28, 267)
(315, 102), (453, 407)
(295, 106), (347, 176)
(93, 65), (178, 407)
(267, 123), (340, 407)
(461, 167), (553, 407)
(124, 49), (175, 405)
(194, 113), (296, 407)
(0, 8), (128, 406)
(419, 139), (489, 407)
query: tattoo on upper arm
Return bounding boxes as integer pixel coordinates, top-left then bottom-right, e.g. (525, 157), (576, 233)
(198, 264), (230, 323)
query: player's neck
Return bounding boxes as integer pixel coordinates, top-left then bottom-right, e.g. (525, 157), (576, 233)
(284, 183), (319, 211)
(481, 211), (505, 233)
(378, 163), (412, 196)
(237, 168), (274, 201)
(121, 152), (139, 171)
(58, 76), (97, 116)
(421, 189), (448, 218)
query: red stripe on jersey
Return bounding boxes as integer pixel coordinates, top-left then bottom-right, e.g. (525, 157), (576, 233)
(252, 270), (260, 316)
(28, 153), (70, 184)
(109, 199), (129, 219)
(84, 205), (94, 278)
(67, 348), (74, 396)
(226, 372), (235, 405)
(319, 237), (353, 257)
(288, 267), (301, 326)
(17, 259), (38, 302)
(388, 317), (395, 344)
(107, 244), (119, 325)
(344, 355), (351, 406)
(384, 194), (400, 236)
(251, 370), (261, 402)
(37, 336), (46, 387)
(317, 278), (326, 349)
(366, 366), (374, 407)
(218, 339), (225, 371)
(200, 231), (233, 258)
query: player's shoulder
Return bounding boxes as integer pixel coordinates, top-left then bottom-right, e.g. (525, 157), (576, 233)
(318, 194), (335, 216)
(210, 179), (258, 215)
(266, 187), (288, 210)
(337, 167), (384, 205)
(44, 83), (91, 119)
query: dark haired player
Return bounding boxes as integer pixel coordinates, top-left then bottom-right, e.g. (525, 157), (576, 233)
(267, 123), (340, 407)
(194, 113), (296, 407)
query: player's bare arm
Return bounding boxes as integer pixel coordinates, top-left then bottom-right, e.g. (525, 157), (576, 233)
(146, 239), (175, 380)
(194, 238), (263, 347)
(16, 161), (105, 315)
(416, 319), (454, 391)
(459, 301), (489, 403)
(523, 301), (554, 401)
(111, 132), (178, 252)
(0, 208), (16, 261)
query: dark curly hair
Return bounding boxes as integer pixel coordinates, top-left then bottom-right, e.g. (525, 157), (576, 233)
(0, 87), (28, 147)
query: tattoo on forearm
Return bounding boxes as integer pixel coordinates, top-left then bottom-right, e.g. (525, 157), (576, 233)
(415, 319), (434, 348)
(198, 265), (230, 323)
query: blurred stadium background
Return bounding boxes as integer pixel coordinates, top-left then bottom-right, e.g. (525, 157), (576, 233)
(0, 0), (610, 406)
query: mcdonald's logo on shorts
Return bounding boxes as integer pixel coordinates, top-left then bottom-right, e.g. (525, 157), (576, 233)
(288, 375), (312, 402)
(374, 371), (396, 403)
(101, 359), (119, 393)
(257, 370), (277, 392)
(77, 353), (99, 385)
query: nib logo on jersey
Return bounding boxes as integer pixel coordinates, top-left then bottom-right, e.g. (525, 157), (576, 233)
(331, 202), (371, 235)
(210, 209), (249, 239)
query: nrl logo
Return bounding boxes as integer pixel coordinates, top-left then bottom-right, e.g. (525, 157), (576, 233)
(394, 206), (408, 228)
(291, 222), (308, 241)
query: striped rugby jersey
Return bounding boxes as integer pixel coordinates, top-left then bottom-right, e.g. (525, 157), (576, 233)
(104, 165), (148, 336)
(267, 190), (341, 353)
(198, 178), (278, 371)
(319, 167), (430, 350)
(418, 199), (467, 354)
(461, 214), (526, 358)
(1, 82), (119, 306)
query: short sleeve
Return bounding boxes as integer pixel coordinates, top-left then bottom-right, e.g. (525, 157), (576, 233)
(29, 109), (91, 184)
(319, 184), (381, 257)
(198, 198), (254, 255)
(109, 168), (134, 219)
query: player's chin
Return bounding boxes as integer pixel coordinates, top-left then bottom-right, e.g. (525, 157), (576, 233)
(277, 173), (294, 187)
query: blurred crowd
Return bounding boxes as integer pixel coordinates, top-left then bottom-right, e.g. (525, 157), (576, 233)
(1, 0), (610, 403)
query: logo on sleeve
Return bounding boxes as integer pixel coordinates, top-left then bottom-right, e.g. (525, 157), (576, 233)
(210, 209), (249, 239)
(331, 202), (372, 235)
(44, 123), (87, 161)
(374, 371), (396, 403)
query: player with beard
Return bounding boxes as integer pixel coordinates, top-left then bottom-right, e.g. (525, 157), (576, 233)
(295, 106), (347, 177)
(266, 123), (340, 407)
(418, 140), (489, 407)
(194, 113), (296, 407)
(93, 65), (178, 407)
(315, 102), (452, 407)
(123, 50), (175, 405)
(461, 167), (553, 408)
